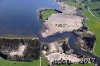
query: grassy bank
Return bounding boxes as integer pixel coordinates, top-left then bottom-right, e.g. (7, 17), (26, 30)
(40, 9), (57, 21)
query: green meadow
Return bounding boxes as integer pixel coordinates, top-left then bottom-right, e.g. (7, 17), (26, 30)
(0, 58), (40, 66)
(0, 58), (48, 66)
(40, 9), (57, 21)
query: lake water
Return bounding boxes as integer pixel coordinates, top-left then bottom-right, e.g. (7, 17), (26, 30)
(0, 0), (60, 37)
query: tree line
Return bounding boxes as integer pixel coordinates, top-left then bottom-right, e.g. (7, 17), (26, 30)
(0, 38), (41, 62)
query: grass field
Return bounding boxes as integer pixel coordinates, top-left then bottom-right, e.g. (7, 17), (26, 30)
(41, 58), (48, 66)
(0, 57), (48, 66)
(0, 58), (40, 66)
(41, 9), (57, 21)
(88, 2), (100, 19)
(63, 1), (82, 8)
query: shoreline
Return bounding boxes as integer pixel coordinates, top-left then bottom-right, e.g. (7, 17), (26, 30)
(38, 8), (62, 22)
(0, 35), (38, 39)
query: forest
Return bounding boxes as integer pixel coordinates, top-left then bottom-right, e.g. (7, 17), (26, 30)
(0, 38), (41, 62)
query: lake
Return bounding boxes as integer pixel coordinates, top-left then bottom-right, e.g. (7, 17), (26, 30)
(0, 0), (60, 37)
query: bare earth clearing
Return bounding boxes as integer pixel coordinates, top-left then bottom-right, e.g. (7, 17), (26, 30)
(42, 2), (84, 38)
(41, 2), (85, 64)
(10, 44), (27, 57)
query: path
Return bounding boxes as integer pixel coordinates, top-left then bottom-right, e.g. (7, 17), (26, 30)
(88, 7), (100, 21)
